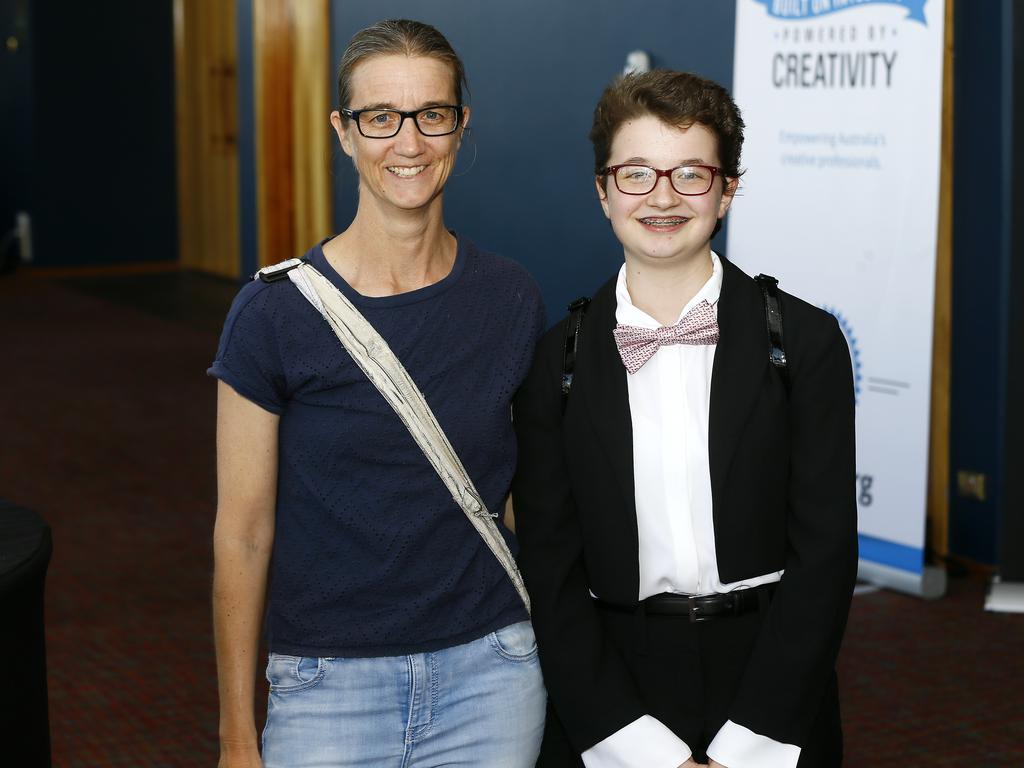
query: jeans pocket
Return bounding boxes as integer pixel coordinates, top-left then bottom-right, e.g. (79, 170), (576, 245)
(265, 653), (327, 693)
(488, 620), (539, 662)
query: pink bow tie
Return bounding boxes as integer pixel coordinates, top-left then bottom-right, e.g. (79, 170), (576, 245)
(613, 299), (720, 374)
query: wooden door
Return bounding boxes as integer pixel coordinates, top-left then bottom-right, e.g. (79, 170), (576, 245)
(253, 0), (332, 268)
(173, 0), (240, 278)
(927, 0), (954, 559)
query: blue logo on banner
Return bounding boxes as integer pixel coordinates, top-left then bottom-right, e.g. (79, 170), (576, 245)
(753, 0), (927, 25)
(822, 306), (863, 403)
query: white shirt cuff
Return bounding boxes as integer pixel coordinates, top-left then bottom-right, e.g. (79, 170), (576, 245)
(706, 719), (801, 768)
(582, 715), (691, 768)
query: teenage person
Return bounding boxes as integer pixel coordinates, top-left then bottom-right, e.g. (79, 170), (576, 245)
(512, 69), (857, 768)
(211, 19), (546, 768)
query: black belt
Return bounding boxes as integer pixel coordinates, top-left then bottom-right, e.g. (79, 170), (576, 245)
(598, 582), (776, 623)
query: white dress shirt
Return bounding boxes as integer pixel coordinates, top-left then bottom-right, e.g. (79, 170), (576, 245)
(581, 253), (799, 768)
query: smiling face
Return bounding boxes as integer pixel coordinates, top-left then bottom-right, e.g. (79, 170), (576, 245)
(597, 115), (735, 270)
(331, 54), (468, 217)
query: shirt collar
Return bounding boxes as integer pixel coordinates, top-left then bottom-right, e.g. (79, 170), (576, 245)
(615, 251), (723, 328)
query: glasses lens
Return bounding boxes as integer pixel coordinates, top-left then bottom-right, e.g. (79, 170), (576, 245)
(614, 166), (657, 194)
(415, 106), (459, 136)
(358, 110), (402, 137)
(671, 166), (714, 194)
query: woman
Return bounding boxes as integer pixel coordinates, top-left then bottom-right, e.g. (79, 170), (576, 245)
(210, 19), (546, 768)
(512, 70), (857, 767)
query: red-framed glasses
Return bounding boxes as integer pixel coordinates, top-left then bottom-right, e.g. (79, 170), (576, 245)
(600, 164), (723, 196)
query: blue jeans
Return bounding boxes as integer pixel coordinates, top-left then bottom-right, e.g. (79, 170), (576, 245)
(261, 621), (547, 767)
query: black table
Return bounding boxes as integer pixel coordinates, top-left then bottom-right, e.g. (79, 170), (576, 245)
(0, 499), (53, 766)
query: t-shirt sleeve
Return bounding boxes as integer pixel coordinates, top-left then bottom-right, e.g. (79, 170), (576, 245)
(208, 285), (288, 414)
(507, 267), (547, 387)
(511, 265), (546, 346)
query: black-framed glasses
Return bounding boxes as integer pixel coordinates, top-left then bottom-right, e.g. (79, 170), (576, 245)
(341, 105), (464, 138)
(600, 164), (723, 196)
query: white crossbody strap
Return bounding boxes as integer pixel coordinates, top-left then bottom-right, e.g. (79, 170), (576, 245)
(287, 263), (530, 614)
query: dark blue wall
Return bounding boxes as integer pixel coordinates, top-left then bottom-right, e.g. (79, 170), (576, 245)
(28, 0), (177, 267)
(236, 0), (258, 280)
(328, 0), (736, 320)
(998, 0), (1023, 579)
(0, 0), (32, 258)
(948, 0), (1015, 564)
(326, 2), (1014, 566)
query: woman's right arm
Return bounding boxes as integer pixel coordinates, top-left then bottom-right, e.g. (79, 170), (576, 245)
(213, 381), (279, 767)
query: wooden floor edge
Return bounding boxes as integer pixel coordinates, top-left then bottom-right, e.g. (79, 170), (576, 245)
(935, 553), (996, 582)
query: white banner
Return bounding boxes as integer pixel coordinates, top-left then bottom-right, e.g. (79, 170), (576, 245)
(728, 0), (946, 593)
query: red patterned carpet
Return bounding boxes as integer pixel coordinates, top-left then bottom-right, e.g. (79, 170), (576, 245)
(0, 268), (1021, 766)
(0, 269), (229, 766)
(838, 581), (1024, 765)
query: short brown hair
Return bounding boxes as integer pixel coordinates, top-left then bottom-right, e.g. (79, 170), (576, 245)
(336, 19), (468, 114)
(589, 70), (745, 184)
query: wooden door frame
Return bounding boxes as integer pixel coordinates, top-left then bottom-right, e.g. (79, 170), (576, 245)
(927, 0), (954, 559)
(253, 0), (332, 268)
(173, 0), (241, 278)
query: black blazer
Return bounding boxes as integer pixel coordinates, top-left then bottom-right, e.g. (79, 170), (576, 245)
(512, 256), (858, 753)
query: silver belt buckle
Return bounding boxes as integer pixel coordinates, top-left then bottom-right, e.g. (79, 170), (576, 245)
(689, 596), (707, 623)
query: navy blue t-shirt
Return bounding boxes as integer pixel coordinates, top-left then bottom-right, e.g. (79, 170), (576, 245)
(209, 235), (545, 657)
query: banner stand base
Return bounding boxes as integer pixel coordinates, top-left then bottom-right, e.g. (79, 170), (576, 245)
(984, 577), (1024, 613)
(858, 560), (947, 599)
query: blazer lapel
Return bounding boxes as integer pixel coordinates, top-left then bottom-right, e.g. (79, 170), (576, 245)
(709, 258), (770, 504)
(577, 279), (637, 515)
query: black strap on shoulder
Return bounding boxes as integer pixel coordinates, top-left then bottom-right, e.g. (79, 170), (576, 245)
(754, 273), (790, 393)
(561, 296), (591, 412)
(255, 257), (308, 283)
